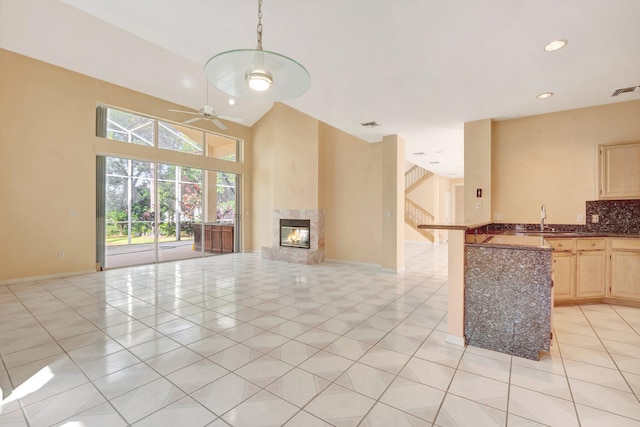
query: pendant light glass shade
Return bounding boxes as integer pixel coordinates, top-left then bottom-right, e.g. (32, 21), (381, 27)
(205, 49), (310, 102)
(204, 0), (310, 102)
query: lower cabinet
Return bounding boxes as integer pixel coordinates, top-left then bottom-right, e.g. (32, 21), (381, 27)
(576, 239), (606, 298)
(549, 237), (608, 303)
(194, 223), (234, 254)
(609, 239), (640, 300)
(576, 251), (606, 298)
(552, 252), (576, 301)
(548, 239), (576, 302)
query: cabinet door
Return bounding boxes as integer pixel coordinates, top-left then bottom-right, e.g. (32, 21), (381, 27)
(205, 226), (215, 252)
(600, 142), (640, 199)
(552, 252), (575, 301)
(221, 226), (234, 253)
(212, 226), (222, 253)
(610, 251), (640, 300)
(576, 251), (606, 298)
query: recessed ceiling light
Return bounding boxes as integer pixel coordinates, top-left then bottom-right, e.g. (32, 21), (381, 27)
(537, 92), (554, 99)
(544, 39), (568, 52)
(413, 152), (426, 156)
(228, 99), (236, 106)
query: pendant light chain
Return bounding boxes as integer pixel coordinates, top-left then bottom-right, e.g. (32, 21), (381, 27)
(256, 0), (264, 51)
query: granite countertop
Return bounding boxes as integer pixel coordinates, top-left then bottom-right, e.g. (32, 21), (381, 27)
(466, 234), (553, 250)
(418, 222), (492, 230)
(495, 230), (640, 239)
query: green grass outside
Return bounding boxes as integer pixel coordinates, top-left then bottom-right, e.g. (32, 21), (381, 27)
(107, 234), (193, 246)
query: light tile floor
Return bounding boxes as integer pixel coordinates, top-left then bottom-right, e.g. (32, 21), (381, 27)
(1, 242), (640, 426)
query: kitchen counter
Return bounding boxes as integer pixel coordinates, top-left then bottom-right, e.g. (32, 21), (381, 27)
(418, 221), (640, 357)
(467, 234), (552, 249)
(464, 233), (553, 360)
(493, 230), (640, 239)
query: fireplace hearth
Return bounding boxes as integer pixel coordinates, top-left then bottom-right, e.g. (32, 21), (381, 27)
(280, 219), (311, 249)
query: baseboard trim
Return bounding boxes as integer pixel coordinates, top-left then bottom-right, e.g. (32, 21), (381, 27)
(445, 334), (466, 347)
(0, 269), (98, 286)
(324, 258), (381, 269)
(381, 266), (406, 273)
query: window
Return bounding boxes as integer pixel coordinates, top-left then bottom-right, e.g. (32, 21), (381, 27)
(106, 108), (154, 146)
(206, 133), (238, 161)
(97, 105), (240, 161)
(158, 121), (203, 155)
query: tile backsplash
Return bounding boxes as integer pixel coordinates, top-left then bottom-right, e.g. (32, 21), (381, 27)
(585, 199), (640, 234)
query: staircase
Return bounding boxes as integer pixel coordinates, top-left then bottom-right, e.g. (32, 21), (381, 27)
(405, 165), (433, 193)
(404, 165), (435, 241)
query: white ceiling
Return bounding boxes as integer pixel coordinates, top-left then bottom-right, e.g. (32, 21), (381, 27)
(2, 0), (640, 177)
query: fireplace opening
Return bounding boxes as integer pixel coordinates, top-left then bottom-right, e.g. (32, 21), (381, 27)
(280, 219), (311, 249)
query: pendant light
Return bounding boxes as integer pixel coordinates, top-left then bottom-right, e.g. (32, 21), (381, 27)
(204, 0), (310, 102)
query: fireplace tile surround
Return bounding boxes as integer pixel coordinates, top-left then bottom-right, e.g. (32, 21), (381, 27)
(262, 209), (324, 264)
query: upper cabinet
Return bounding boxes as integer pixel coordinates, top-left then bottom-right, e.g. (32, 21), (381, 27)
(599, 141), (640, 199)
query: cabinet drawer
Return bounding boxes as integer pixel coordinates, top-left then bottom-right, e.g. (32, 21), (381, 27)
(548, 239), (575, 252)
(611, 239), (640, 251)
(576, 239), (605, 251)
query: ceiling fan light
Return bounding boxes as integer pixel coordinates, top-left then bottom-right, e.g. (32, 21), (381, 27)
(246, 70), (273, 92)
(544, 39), (568, 52)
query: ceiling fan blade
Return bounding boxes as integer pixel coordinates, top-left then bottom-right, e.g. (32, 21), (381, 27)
(184, 117), (202, 124)
(216, 114), (243, 123)
(211, 118), (228, 130)
(169, 109), (199, 116)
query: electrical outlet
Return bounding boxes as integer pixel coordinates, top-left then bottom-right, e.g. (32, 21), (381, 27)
(69, 210), (78, 217)
(58, 251), (65, 258)
(475, 202), (482, 209)
(591, 214), (600, 223)
(494, 213), (503, 220)
(577, 214), (584, 222)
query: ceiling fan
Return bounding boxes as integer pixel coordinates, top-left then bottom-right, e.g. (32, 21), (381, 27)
(168, 105), (241, 130)
(169, 83), (242, 131)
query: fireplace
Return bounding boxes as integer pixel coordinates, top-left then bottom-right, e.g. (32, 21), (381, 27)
(280, 219), (310, 249)
(262, 209), (324, 264)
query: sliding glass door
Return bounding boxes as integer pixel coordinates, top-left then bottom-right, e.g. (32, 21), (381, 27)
(157, 164), (203, 263)
(101, 155), (238, 269)
(104, 157), (156, 268)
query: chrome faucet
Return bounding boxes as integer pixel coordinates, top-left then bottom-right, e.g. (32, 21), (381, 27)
(540, 204), (546, 232)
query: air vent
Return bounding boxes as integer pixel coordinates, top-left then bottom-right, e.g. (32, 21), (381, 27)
(360, 121), (380, 127)
(611, 85), (640, 97)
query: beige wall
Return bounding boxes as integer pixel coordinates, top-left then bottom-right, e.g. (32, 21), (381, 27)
(382, 135), (405, 270)
(452, 179), (465, 225)
(492, 100), (640, 224)
(319, 124), (383, 263)
(249, 103), (319, 251)
(0, 49), (251, 282)
(464, 119), (492, 225)
(249, 104), (389, 266)
(271, 104), (320, 209)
